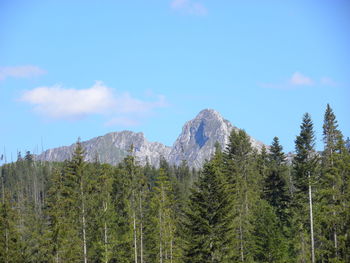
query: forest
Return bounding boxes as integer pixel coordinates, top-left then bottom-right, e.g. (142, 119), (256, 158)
(0, 104), (349, 263)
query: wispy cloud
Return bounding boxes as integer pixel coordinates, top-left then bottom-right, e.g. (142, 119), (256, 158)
(0, 65), (46, 80)
(261, 72), (339, 90)
(261, 71), (315, 90)
(170, 0), (207, 16)
(289, 72), (314, 86)
(20, 81), (167, 125)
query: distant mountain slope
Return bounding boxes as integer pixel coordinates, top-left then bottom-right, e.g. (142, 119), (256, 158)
(37, 131), (171, 167)
(37, 109), (265, 168)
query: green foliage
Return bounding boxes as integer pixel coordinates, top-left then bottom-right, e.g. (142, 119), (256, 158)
(293, 113), (318, 195)
(183, 148), (233, 263)
(145, 167), (181, 263)
(0, 106), (349, 262)
(316, 104), (350, 262)
(263, 137), (291, 224)
(224, 129), (261, 262)
(252, 200), (288, 263)
(291, 113), (318, 263)
(0, 191), (21, 262)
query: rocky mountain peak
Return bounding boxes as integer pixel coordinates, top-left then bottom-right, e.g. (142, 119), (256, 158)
(37, 130), (171, 167)
(168, 109), (235, 168)
(196, 108), (221, 118)
(37, 109), (265, 169)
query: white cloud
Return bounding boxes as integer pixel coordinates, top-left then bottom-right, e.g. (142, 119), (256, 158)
(289, 72), (314, 86)
(170, 0), (207, 15)
(0, 65), (46, 80)
(20, 81), (167, 124)
(261, 72), (315, 90)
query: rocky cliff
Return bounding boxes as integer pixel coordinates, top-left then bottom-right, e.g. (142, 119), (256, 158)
(37, 109), (265, 168)
(37, 131), (171, 167)
(168, 109), (264, 168)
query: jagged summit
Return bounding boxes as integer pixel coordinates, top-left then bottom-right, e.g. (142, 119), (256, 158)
(195, 108), (229, 121)
(168, 109), (234, 168)
(37, 109), (265, 168)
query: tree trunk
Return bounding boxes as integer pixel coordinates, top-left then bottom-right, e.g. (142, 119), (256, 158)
(301, 233), (306, 263)
(5, 228), (9, 263)
(159, 208), (163, 263)
(133, 189), (138, 263)
(139, 192), (143, 263)
(81, 183), (88, 263)
(239, 210), (244, 262)
(332, 185), (338, 257)
(170, 238), (173, 263)
(103, 201), (108, 263)
(330, 151), (338, 257)
(133, 210), (138, 263)
(1, 171), (4, 204)
(308, 172), (315, 263)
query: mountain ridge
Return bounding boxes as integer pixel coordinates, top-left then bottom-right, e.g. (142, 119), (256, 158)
(37, 109), (265, 168)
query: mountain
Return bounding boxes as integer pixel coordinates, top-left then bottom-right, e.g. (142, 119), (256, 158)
(168, 109), (265, 168)
(37, 109), (265, 168)
(37, 131), (171, 167)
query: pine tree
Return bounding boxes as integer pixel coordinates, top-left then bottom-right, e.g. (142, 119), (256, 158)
(145, 167), (179, 263)
(46, 140), (89, 262)
(339, 144), (350, 262)
(264, 137), (291, 224)
(252, 200), (288, 262)
(224, 129), (260, 262)
(256, 145), (269, 185)
(111, 162), (134, 263)
(0, 191), (21, 263)
(46, 168), (65, 263)
(87, 162), (116, 263)
(292, 113), (318, 263)
(319, 104), (350, 262)
(111, 149), (145, 263)
(183, 146), (233, 263)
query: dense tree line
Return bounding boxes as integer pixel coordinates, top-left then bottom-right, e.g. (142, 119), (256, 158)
(0, 104), (349, 262)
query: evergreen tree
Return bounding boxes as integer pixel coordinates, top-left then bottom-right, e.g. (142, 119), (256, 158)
(264, 137), (291, 224)
(112, 148), (147, 263)
(145, 167), (180, 263)
(111, 163), (134, 263)
(318, 104), (350, 262)
(183, 146), (233, 263)
(224, 129), (260, 262)
(46, 168), (65, 262)
(46, 140), (89, 262)
(292, 113), (318, 263)
(256, 145), (269, 184)
(88, 163), (116, 263)
(252, 200), (288, 262)
(339, 144), (350, 262)
(0, 191), (21, 263)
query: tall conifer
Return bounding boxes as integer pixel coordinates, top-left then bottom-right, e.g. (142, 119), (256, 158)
(292, 113), (318, 263)
(183, 146), (233, 263)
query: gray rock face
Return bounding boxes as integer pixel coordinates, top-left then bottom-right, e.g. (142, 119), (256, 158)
(37, 109), (265, 168)
(37, 131), (171, 167)
(168, 109), (265, 169)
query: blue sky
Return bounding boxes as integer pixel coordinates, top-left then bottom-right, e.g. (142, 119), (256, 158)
(1, 0), (349, 162)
